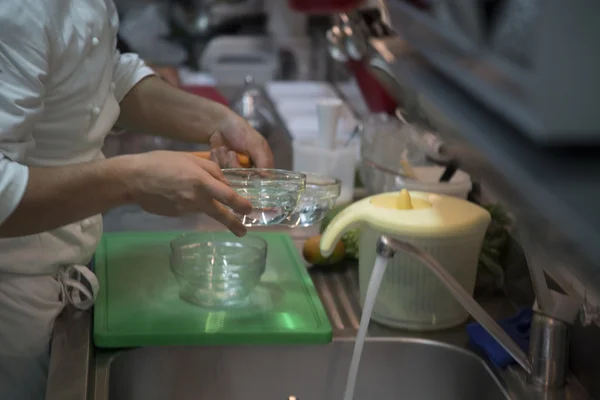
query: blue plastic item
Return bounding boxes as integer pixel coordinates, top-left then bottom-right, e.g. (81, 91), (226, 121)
(466, 307), (533, 367)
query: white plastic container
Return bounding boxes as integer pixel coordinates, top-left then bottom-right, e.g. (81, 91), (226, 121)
(319, 189), (490, 331)
(293, 139), (358, 205)
(359, 225), (485, 330)
(358, 178), (480, 332)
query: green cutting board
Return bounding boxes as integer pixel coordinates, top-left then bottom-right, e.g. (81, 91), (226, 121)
(93, 231), (332, 348)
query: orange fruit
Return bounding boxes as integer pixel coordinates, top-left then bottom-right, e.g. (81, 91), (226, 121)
(302, 235), (345, 266)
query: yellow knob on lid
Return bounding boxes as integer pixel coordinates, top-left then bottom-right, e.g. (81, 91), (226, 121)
(396, 189), (413, 209)
(370, 189), (432, 210)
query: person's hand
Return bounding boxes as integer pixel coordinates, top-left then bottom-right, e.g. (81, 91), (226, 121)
(208, 111), (274, 169)
(128, 151), (252, 236)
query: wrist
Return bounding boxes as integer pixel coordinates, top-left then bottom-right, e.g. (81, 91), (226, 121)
(107, 154), (142, 205)
(191, 99), (230, 142)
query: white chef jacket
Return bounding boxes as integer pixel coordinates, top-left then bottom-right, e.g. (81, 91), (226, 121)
(0, 1), (155, 398)
(0, 0), (155, 275)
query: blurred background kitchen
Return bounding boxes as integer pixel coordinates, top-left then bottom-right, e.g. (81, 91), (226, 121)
(50, 1), (600, 399)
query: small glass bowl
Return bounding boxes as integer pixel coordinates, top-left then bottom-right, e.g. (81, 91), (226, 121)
(170, 232), (267, 308)
(281, 173), (341, 227)
(223, 169), (306, 226)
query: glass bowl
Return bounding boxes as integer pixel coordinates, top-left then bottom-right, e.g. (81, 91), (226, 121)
(170, 232), (267, 308)
(281, 173), (341, 227)
(223, 169), (306, 226)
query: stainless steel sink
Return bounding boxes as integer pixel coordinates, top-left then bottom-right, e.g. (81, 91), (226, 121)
(101, 338), (509, 400)
(47, 213), (593, 400)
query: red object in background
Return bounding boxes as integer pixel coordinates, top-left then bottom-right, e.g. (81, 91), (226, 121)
(287, 0), (364, 13)
(346, 60), (398, 114)
(183, 85), (229, 106)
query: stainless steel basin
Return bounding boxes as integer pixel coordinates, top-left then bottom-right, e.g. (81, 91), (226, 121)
(104, 338), (509, 400)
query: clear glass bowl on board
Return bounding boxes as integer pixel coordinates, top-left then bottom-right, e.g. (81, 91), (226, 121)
(170, 232), (268, 308)
(281, 173), (341, 227)
(223, 168), (306, 226)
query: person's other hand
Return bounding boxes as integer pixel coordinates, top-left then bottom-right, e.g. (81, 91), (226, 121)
(129, 151), (251, 236)
(208, 111), (274, 169)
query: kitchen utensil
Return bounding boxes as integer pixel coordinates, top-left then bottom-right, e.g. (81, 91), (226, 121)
(320, 189), (490, 330)
(438, 162), (458, 182)
(170, 232), (267, 308)
(317, 98), (343, 150)
(223, 168), (306, 226)
(191, 151), (251, 168)
(344, 123), (363, 148)
(94, 231), (332, 347)
(281, 173), (341, 227)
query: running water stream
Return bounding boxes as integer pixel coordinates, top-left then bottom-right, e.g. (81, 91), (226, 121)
(343, 255), (389, 400)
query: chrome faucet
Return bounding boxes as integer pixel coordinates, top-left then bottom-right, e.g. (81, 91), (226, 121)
(375, 234), (595, 391)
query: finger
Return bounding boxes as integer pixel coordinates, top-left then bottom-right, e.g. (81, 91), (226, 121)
(191, 156), (230, 185)
(208, 148), (225, 168)
(195, 156), (222, 177)
(213, 147), (230, 168)
(209, 149), (220, 165)
(199, 172), (253, 215)
(227, 151), (242, 168)
(247, 136), (274, 169)
(203, 200), (247, 237)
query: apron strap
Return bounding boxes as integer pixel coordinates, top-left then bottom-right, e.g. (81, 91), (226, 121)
(57, 264), (99, 310)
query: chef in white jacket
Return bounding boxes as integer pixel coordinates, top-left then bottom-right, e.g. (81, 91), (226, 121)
(0, 1), (274, 398)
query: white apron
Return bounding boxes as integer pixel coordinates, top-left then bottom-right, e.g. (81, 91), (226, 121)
(0, 1), (154, 398)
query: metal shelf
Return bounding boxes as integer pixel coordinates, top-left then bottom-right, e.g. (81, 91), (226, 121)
(366, 37), (600, 297)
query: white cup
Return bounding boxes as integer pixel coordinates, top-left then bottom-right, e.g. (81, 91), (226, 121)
(316, 98), (343, 150)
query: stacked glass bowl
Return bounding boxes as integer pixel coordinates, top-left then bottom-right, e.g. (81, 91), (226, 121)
(170, 232), (267, 308)
(223, 169), (341, 227)
(170, 169), (342, 308)
(281, 173), (341, 227)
